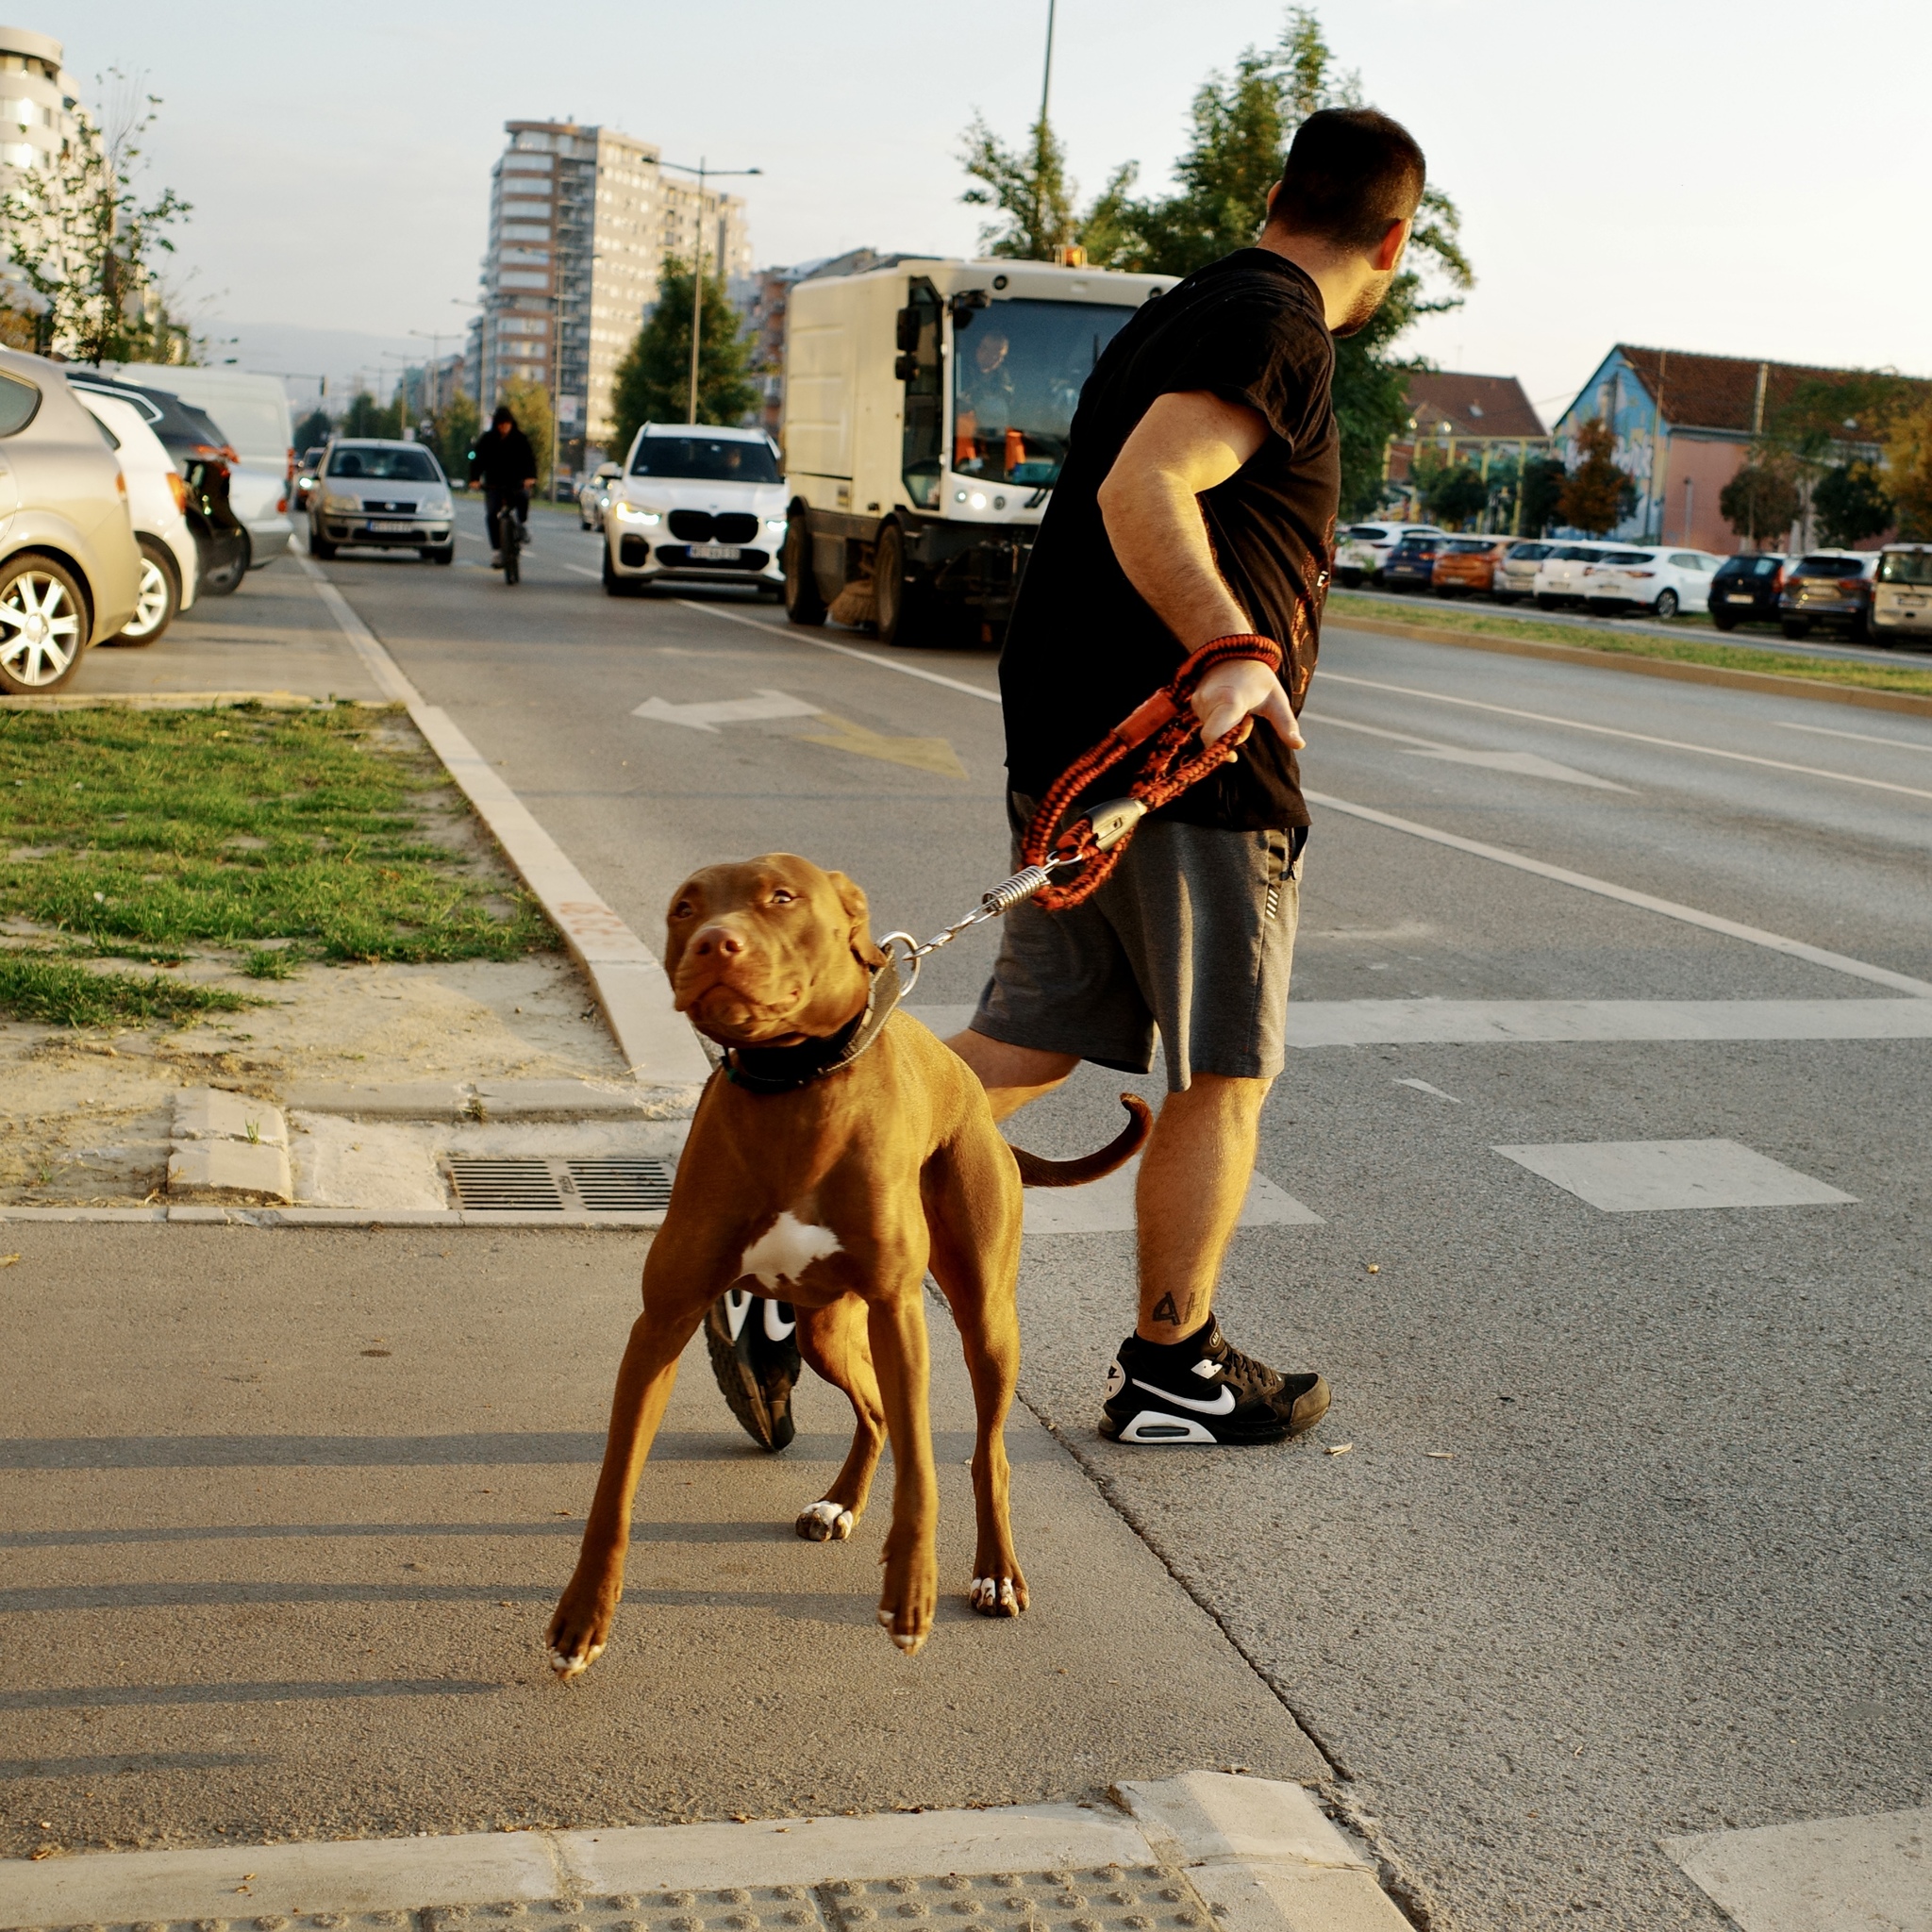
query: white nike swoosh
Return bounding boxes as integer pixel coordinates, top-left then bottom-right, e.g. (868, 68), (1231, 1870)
(723, 1289), (752, 1341)
(763, 1300), (796, 1341)
(1131, 1375), (1235, 1416)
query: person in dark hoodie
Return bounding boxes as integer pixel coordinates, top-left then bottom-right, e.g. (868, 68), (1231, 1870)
(469, 405), (538, 565)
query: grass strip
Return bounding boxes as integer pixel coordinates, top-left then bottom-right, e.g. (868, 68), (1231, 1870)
(0, 955), (258, 1027)
(0, 705), (555, 964)
(1327, 593), (1932, 699)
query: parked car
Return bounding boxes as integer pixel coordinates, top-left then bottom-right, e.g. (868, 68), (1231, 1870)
(1708, 553), (1788, 631)
(1383, 529), (1448, 592)
(1870, 544), (1932, 645)
(1334, 520), (1442, 587)
(66, 375), (251, 597)
(1579, 546), (1721, 619)
(1778, 551), (1878, 641)
(578, 460), (621, 529)
(1533, 541), (1617, 608)
(291, 445), (325, 516)
(102, 365), (294, 571)
(0, 345), (142, 693)
(308, 440), (456, 562)
(602, 425), (787, 598)
(1430, 536), (1510, 597)
(1491, 540), (1559, 604)
(73, 387), (199, 645)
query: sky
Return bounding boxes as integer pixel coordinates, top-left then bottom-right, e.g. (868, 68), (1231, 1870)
(47, 0), (1932, 424)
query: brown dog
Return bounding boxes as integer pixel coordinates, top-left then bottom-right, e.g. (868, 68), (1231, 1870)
(545, 854), (1147, 1672)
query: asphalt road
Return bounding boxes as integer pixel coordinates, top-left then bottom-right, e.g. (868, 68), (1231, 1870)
(19, 504), (1932, 1926)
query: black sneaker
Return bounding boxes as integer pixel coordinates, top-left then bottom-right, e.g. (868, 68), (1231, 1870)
(706, 1290), (801, 1452)
(1100, 1315), (1329, 1446)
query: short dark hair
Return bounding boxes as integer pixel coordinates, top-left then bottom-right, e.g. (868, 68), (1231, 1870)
(492, 404), (515, 426)
(1268, 108), (1425, 251)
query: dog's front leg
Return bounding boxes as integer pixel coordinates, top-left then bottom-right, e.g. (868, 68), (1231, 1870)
(547, 1287), (708, 1679)
(867, 1283), (940, 1655)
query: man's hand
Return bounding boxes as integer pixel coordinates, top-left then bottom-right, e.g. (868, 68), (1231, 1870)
(1192, 658), (1305, 752)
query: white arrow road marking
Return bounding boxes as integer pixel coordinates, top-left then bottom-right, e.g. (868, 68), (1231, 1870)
(630, 689), (822, 732)
(1311, 712), (1632, 791)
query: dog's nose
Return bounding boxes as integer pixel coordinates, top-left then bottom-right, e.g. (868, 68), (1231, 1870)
(691, 922), (745, 958)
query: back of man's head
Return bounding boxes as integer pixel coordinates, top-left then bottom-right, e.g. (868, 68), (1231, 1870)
(1268, 108), (1426, 253)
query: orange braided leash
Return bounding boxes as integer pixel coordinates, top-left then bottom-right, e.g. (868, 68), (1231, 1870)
(1019, 632), (1285, 910)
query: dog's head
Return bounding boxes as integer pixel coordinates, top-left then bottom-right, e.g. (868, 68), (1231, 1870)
(664, 853), (887, 1047)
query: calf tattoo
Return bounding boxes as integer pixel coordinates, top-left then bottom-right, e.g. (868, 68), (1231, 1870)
(1151, 1291), (1184, 1327)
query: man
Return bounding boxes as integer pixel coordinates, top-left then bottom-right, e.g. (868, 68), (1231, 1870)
(946, 107), (1427, 1447)
(469, 406), (537, 566)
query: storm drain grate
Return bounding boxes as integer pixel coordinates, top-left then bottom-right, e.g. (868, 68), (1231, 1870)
(565, 1158), (674, 1212)
(444, 1155), (675, 1216)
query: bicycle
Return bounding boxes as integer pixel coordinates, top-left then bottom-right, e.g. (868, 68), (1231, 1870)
(494, 497), (523, 585)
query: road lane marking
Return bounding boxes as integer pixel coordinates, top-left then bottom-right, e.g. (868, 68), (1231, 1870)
(563, 563), (601, 578)
(1313, 713), (1632, 790)
(1493, 1139), (1855, 1211)
(631, 689), (821, 731)
(1663, 1804), (1932, 1931)
(1287, 997), (1932, 1045)
(1319, 671), (1932, 803)
(799, 713), (967, 778)
(1394, 1078), (1460, 1101)
(1022, 1157), (1320, 1233)
(675, 598), (1003, 702)
(1303, 791), (1932, 998)
(1777, 718), (1932, 754)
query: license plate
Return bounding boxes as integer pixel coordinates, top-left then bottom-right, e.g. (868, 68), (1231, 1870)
(1725, 592), (1756, 603)
(367, 520), (415, 534)
(689, 542), (741, 560)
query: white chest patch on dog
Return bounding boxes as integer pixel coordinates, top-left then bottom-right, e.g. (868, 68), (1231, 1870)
(740, 1210), (843, 1290)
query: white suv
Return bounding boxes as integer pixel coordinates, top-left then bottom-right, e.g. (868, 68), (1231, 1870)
(1579, 546), (1721, 620)
(1334, 520), (1442, 587)
(602, 425), (788, 598)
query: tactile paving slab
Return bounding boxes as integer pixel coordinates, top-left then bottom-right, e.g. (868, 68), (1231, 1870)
(16, 1866), (1215, 1932)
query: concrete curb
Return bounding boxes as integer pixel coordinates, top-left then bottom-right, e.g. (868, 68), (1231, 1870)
(0, 1778), (1407, 1931)
(0, 1207), (662, 1226)
(1329, 609), (1932, 719)
(295, 557), (708, 1099)
(0, 691), (371, 711)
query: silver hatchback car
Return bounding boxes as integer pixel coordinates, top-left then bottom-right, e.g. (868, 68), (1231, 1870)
(0, 345), (143, 693)
(307, 439), (456, 563)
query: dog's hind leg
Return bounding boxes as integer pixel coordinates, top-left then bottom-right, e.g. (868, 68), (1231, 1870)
(792, 1292), (885, 1542)
(924, 1135), (1028, 1620)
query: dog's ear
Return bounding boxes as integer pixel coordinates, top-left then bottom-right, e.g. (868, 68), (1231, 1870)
(827, 869), (887, 970)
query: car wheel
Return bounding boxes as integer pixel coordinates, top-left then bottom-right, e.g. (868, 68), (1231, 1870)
(308, 534), (336, 562)
(874, 523), (939, 647)
(0, 554), (89, 694)
(112, 538), (180, 646)
(1336, 569), (1361, 589)
(1781, 619), (1811, 640)
(1653, 589), (1679, 619)
(601, 541), (636, 597)
(783, 511), (827, 626)
(1712, 613), (1738, 633)
(1535, 594), (1558, 610)
(425, 543), (455, 565)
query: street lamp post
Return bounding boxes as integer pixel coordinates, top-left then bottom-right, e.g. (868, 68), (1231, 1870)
(658, 158), (761, 425)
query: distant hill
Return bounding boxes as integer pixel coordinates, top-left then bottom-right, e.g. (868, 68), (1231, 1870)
(196, 321), (457, 408)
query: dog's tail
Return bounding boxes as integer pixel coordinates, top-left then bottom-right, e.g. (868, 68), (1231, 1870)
(1010, 1093), (1153, 1188)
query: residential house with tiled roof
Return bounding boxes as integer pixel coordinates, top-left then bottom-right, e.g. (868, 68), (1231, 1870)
(1383, 373), (1549, 509)
(1551, 346), (1931, 553)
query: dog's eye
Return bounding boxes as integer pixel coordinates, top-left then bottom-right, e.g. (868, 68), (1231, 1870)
(671, 899), (695, 919)
(770, 888), (796, 905)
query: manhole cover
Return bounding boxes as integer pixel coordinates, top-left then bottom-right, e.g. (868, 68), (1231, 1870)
(444, 1155), (674, 1216)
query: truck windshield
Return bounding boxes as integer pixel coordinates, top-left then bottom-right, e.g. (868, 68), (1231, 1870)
(952, 299), (1137, 489)
(630, 438), (781, 483)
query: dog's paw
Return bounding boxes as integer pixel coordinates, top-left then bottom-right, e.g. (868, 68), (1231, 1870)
(877, 1606), (928, 1656)
(970, 1574), (1026, 1618)
(796, 1499), (857, 1541)
(545, 1638), (604, 1679)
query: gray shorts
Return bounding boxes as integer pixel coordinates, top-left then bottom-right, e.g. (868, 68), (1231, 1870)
(973, 793), (1305, 1091)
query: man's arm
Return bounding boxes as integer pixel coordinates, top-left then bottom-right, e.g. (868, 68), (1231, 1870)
(1095, 391), (1303, 751)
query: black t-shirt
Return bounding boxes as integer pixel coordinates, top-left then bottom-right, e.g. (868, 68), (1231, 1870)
(999, 249), (1340, 831)
(470, 425), (536, 491)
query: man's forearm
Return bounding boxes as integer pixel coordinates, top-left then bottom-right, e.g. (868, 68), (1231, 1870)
(1100, 470), (1251, 652)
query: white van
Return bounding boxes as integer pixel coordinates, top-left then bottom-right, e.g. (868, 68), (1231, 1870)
(100, 365), (294, 570)
(1871, 544), (1932, 641)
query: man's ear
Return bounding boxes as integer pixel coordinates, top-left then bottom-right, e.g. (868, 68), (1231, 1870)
(1373, 215), (1411, 274)
(827, 870), (887, 970)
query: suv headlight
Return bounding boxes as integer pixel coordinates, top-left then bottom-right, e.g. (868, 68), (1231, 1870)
(322, 492), (359, 514)
(614, 503), (659, 525)
(763, 517), (786, 537)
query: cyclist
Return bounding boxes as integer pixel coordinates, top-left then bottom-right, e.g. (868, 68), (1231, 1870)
(468, 405), (537, 567)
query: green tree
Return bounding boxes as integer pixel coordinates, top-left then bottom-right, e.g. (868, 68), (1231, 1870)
(1557, 419), (1631, 537)
(293, 407), (332, 451)
(341, 391), (387, 438)
(0, 78), (192, 364)
(1813, 460), (1893, 548)
(1420, 461), (1489, 530)
(499, 376), (555, 494)
(1884, 400), (1932, 541)
(1519, 455), (1566, 538)
(973, 8), (1474, 519)
(960, 113), (1079, 260)
(431, 389), (480, 486)
(1720, 460), (1801, 548)
(608, 258), (758, 455)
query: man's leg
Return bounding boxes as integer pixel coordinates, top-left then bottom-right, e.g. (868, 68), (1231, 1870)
(1134, 1071), (1267, 1341)
(943, 1028), (1076, 1123)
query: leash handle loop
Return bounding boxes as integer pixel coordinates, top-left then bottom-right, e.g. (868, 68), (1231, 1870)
(1021, 633), (1285, 910)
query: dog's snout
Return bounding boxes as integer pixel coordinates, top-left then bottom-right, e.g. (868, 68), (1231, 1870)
(691, 921), (747, 958)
